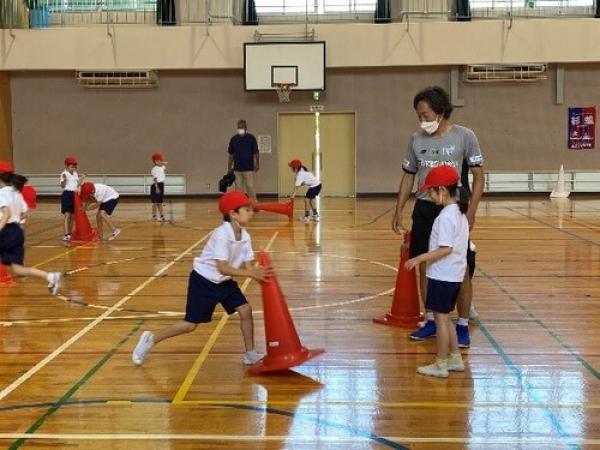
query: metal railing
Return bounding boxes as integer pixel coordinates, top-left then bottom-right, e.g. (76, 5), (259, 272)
(1, 0), (596, 28)
(473, 170), (600, 193)
(27, 174), (186, 195)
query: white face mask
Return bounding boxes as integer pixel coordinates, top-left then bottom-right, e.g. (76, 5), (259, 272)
(420, 118), (441, 135)
(237, 129), (246, 136)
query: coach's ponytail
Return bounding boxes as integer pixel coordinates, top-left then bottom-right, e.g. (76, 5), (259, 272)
(456, 186), (470, 214)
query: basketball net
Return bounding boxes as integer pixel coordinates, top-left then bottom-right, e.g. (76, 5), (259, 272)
(275, 83), (292, 103)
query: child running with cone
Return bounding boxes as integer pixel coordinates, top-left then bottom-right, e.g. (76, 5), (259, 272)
(132, 191), (271, 366)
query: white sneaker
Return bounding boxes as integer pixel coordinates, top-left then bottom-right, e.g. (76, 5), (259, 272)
(132, 331), (154, 365)
(447, 354), (465, 372)
(311, 213), (320, 222)
(47, 272), (62, 296)
(62, 234), (71, 241)
(242, 350), (262, 365)
(469, 306), (479, 319)
(108, 228), (121, 241)
(299, 216), (311, 223)
(152, 216), (159, 222)
(417, 360), (449, 378)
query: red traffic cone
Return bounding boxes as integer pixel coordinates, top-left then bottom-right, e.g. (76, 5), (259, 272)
(249, 252), (324, 374)
(373, 232), (422, 328)
(254, 199), (293, 220)
(71, 191), (97, 243)
(0, 265), (16, 287)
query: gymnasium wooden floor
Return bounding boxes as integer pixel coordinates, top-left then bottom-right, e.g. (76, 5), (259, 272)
(0, 196), (599, 449)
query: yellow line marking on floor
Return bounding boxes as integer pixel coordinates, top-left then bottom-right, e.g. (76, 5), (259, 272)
(0, 231), (211, 402)
(172, 232), (279, 404)
(176, 399), (600, 409)
(0, 434), (597, 444)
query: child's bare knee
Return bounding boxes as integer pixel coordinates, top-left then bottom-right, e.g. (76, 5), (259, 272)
(236, 304), (252, 319)
(183, 322), (197, 333)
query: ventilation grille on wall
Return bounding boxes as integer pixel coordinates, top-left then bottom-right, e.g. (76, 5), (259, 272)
(464, 64), (547, 83)
(76, 70), (159, 89)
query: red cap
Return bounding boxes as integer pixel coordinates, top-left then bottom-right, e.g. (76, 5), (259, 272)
(151, 152), (164, 162)
(288, 159), (302, 169)
(219, 191), (253, 215)
(0, 161), (14, 173)
(64, 156), (78, 166)
(419, 166), (460, 192)
(80, 181), (95, 199)
(22, 185), (37, 209)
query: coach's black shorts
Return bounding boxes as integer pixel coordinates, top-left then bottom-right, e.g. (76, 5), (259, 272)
(425, 278), (462, 314)
(467, 244), (476, 279)
(409, 200), (443, 258)
(184, 270), (248, 323)
(150, 182), (164, 204)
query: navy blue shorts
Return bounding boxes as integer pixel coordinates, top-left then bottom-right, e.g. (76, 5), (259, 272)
(425, 278), (462, 314)
(0, 223), (25, 266)
(184, 270), (248, 323)
(306, 184), (322, 199)
(150, 182), (164, 204)
(61, 190), (75, 214)
(100, 198), (119, 216)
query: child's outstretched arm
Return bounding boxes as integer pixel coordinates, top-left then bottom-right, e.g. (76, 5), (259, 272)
(291, 186), (299, 199)
(405, 246), (452, 271)
(85, 200), (100, 211)
(216, 260), (272, 282)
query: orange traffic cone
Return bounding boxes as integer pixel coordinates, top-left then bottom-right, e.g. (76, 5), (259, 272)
(71, 191), (97, 243)
(373, 232), (422, 328)
(0, 265), (16, 287)
(249, 251), (324, 374)
(254, 199), (293, 220)
(22, 185), (37, 209)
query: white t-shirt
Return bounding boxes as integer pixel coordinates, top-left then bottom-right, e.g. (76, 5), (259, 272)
(0, 186), (28, 224)
(193, 222), (255, 284)
(151, 165), (166, 183)
(426, 203), (469, 283)
(295, 169), (320, 188)
(60, 170), (79, 191)
(93, 183), (119, 203)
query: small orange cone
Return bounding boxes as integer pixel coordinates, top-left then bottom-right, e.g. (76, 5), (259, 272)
(0, 265), (16, 287)
(254, 199), (293, 220)
(249, 252), (324, 374)
(71, 191), (97, 243)
(373, 232), (422, 328)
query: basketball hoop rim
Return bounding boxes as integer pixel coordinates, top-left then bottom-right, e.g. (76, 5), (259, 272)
(274, 83), (296, 91)
(274, 83), (295, 103)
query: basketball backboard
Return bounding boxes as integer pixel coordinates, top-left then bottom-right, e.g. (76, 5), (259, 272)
(244, 42), (326, 91)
